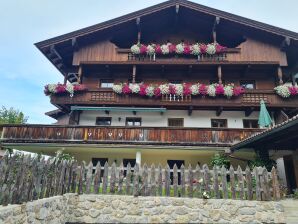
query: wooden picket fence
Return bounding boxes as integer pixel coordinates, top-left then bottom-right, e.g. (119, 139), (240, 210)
(0, 153), (281, 206)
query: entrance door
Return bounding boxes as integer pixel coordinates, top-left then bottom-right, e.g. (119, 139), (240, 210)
(284, 155), (297, 192)
(167, 160), (184, 185)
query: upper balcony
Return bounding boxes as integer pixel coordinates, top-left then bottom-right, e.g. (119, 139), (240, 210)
(50, 88), (298, 110)
(0, 125), (261, 147)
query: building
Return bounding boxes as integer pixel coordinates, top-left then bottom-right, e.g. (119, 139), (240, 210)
(1, 0), (298, 169)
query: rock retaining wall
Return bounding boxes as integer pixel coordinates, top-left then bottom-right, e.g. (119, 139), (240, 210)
(0, 194), (286, 223)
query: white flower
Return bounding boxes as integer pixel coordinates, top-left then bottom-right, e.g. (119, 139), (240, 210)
(159, 84), (169, 95)
(176, 43), (184, 54)
(207, 84), (216, 97)
(131, 44), (140, 54)
(129, 83), (140, 94)
(146, 44), (155, 56)
(206, 43), (216, 55)
(224, 85), (234, 98)
(145, 86), (155, 97)
(161, 44), (169, 55)
(203, 191), (210, 199)
(66, 84), (74, 96)
(113, 84), (123, 94)
(274, 85), (290, 98)
(191, 43), (201, 55)
(47, 84), (57, 93)
(191, 84), (199, 95)
(174, 84), (183, 96)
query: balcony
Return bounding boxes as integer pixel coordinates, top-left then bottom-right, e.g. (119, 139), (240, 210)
(0, 125), (261, 147)
(50, 89), (298, 109)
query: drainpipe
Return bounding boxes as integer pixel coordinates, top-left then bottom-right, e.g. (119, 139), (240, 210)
(136, 151), (141, 165)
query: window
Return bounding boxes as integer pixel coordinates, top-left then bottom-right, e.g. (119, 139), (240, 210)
(92, 158), (108, 167)
(100, 79), (114, 88)
(240, 80), (256, 89)
(96, 117), (112, 126)
(126, 117), (141, 126)
(167, 160), (184, 185)
(168, 118), (184, 127)
(243, 119), (259, 128)
(211, 119), (227, 128)
(123, 159), (136, 176)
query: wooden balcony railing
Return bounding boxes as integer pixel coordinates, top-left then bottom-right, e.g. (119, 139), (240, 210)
(50, 89), (298, 108)
(0, 125), (261, 146)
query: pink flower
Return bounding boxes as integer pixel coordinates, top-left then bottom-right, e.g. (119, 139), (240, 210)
(183, 44), (191, 55)
(233, 86), (245, 96)
(154, 87), (161, 97)
(122, 84), (131, 94)
(73, 84), (86, 91)
(139, 84), (147, 96)
(289, 86), (298, 95)
(199, 84), (207, 95)
(215, 44), (226, 53)
(183, 83), (192, 96)
(200, 44), (207, 54)
(169, 84), (176, 95)
(215, 84), (224, 95)
(155, 45), (162, 54)
(55, 84), (66, 93)
(169, 44), (176, 54)
(140, 44), (147, 54)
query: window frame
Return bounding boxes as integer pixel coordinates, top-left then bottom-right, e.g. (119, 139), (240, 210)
(99, 79), (114, 88)
(211, 119), (228, 128)
(125, 117), (142, 126)
(95, 117), (112, 126)
(240, 80), (256, 90)
(243, 119), (259, 129)
(168, 118), (184, 127)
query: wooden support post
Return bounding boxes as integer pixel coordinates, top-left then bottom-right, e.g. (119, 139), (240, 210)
(132, 65), (136, 83)
(72, 37), (79, 52)
(136, 17), (141, 43)
(212, 17), (220, 43)
(78, 66), (82, 84)
(217, 65), (222, 84)
(280, 36), (290, 51)
(277, 66), (283, 85)
(63, 73), (68, 85)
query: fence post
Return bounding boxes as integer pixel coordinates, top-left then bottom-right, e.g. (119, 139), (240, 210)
(254, 167), (261, 200)
(85, 161), (93, 194)
(150, 164), (156, 196)
(188, 164), (193, 198)
(237, 166), (244, 200)
(245, 166), (253, 200)
(213, 166), (220, 199)
(203, 164), (210, 194)
(230, 165), (236, 199)
(118, 162), (124, 194)
(221, 166), (228, 199)
(157, 164), (162, 196)
(195, 165), (201, 198)
(93, 162), (101, 194)
(102, 162), (109, 194)
(143, 163), (149, 196)
(271, 166), (281, 200)
(133, 164), (139, 197)
(125, 163), (131, 195)
(181, 164), (186, 197)
(173, 164), (178, 197)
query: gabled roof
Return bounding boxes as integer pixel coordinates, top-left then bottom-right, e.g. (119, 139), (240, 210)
(231, 114), (298, 151)
(35, 0), (298, 49)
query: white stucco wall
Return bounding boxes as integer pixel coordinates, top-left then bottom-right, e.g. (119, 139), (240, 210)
(79, 110), (259, 128)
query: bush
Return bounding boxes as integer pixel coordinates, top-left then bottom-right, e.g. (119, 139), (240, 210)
(210, 153), (230, 168)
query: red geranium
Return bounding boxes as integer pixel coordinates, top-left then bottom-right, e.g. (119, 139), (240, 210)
(122, 84), (131, 94)
(55, 84), (66, 93)
(183, 44), (191, 55)
(233, 86), (245, 96)
(183, 83), (192, 96)
(199, 84), (207, 95)
(154, 87), (161, 97)
(169, 84), (176, 95)
(215, 84), (224, 95)
(155, 44), (162, 54)
(216, 44), (226, 53)
(200, 44), (207, 54)
(289, 86), (298, 95)
(139, 84), (147, 96)
(169, 44), (176, 54)
(140, 44), (147, 54)
(73, 84), (86, 91)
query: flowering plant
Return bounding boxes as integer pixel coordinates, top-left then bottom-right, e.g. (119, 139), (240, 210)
(274, 84), (298, 98)
(112, 82), (244, 98)
(44, 83), (86, 97)
(130, 42), (226, 56)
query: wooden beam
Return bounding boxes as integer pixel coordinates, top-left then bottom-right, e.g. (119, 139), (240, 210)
(132, 65), (136, 83)
(50, 45), (62, 60)
(281, 36), (290, 51)
(72, 37), (79, 52)
(188, 106), (193, 116)
(63, 73), (68, 85)
(216, 106), (223, 117)
(245, 107), (254, 117)
(78, 66), (83, 84)
(277, 66), (283, 84)
(212, 17), (220, 43)
(217, 65), (222, 84)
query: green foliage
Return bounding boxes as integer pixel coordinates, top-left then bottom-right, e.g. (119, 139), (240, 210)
(210, 153), (230, 168)
(249, 154), (276, 170)
(0, 106), (28, 124)
(54, 150), (74, 162)
(293, 189), (298, 199)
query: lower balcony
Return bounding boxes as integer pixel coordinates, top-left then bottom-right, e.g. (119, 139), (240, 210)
(0, 125), (261, 147)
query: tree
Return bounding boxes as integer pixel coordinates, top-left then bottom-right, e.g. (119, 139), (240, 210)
(0, 106), (28, 124)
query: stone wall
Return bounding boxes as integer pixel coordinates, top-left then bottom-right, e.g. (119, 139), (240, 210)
(0, 193), (286, 223)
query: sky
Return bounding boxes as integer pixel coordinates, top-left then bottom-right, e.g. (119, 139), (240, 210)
(1, 0), (298, 124)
